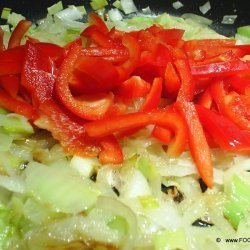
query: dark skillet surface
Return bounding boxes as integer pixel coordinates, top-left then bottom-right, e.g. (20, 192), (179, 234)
(0, 0), (249, 37)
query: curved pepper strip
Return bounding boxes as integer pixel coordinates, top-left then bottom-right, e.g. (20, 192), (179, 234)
(55, 45), (114, 120)
(84, 109), (188, 158)
(36, 99), (100, 157)
(8, 20), (32, 49)
(210, 80), (250, 130)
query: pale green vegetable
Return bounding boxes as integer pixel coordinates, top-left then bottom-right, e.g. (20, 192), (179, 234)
(90, 0), (108, 10)
(153, 228), (188, 250)
(1, 8), (11, 20)
(2, 114), (34, 135)
(237, 25), (250, 38)
(224, 174), (250, 229)
(25, 162), (100, 213)
(47, 1), (63, 15)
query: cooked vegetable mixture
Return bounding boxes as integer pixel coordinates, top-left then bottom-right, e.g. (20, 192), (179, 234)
(0, 1), (249, 249)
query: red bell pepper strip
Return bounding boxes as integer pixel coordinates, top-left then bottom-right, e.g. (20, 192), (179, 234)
(191, 60), (250, 78)
(196, 105), (250, 153)
(21, 43), (55, 106)
(99, 135), (123, 164)
(175, 59), (195, 102)
(184, 39), (236, 60)
(36, 100), (100, 157)
(164, 62), (181, 97)
(210, 80), (250, 130)
(55, 45), (114, 120)
(8, 20), (32, 49)
(0, 27), (5, 51)
(0, 88), (38, 119)
(82, 27), (122, 48)
(176, 101), (213, 188)
(151, 125), (173, 144)
(70, 56), (120, 94)
(115, 76), (151, 105)
(115, 34), (141, 81)
(115, 77), (162, 138)
(0, 61), (23, 76)
(35, 42), (66, 67)
(79, 47), (129, 64)
(140, 77), (163, 111)
(85, 109), (187, 157)
(88, 12), (109, 34)
(221, 92), (250, 130)
(197, 88), (213, 109)
(0, 75), (19, 98)
(226, 75), (250, 95)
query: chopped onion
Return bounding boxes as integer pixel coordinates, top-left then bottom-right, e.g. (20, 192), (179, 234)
(120, 0), (138, 14)
(0, 176), (24, 193)
(222, 15), (237, 24)
(1, 7), (11, 20)
(108, 8), (123, 22)
(55, 6), (83, 21)
(47, 1), (63, 15)
(142, 7), (152, 15)
(199, 1), (211, 15)
(172, 1), (184, 10)
(96, 196), (138, 250)
(7, 12), (25, 26)
(182, 13), (213, 25)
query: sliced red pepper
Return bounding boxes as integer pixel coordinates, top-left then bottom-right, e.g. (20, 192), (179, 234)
(0, 87), (37, 119)
(176, 101), (213, 188)
(0, 27), (5, 51)
(99, 135), (123, 164)
(140, 77), (163, 111)
(115, 76), (151, 105)
(70, 56), (120, 94)
(210, 80), (250, 130)
(197, 88), (213, 109)
(85, 109), (187, 157)
(116, 77), (163, 138)
(0, 46), (25, 75)
(80, 47), (129, 64)
(88, 12), (109, 34)
(115, 34), (141, 81)
(8, 20), (32, 49)
(36, 100), (100, 157)
(0, 75), (19, 98)
(35, 42), (65, 67)
(82, 27), (121, 48)
(191, 60), (250, 78)
(164, 62), (181, 97)
(196, 104), (250, 153)
(221, 92), (250, 130)
(55, 45), (114, 120)
(175, 59), (195, 102)
(21, 43), (55, 106)
(226, 75), (250, 95)
(184, 39), (236, 61)
(151, 125), (173, 144)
